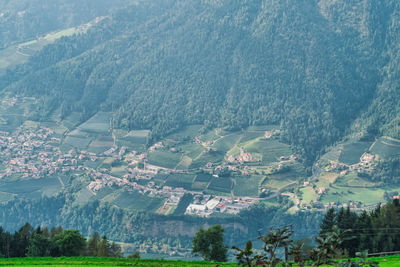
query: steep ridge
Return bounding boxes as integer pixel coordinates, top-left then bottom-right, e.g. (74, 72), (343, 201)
(1, 0), (399, 164)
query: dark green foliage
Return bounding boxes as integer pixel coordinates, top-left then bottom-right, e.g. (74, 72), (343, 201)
(86, 232), (100, 256)
(0, 224), (122, 258)
(258, 226), (294, 266)
(27, 233), (52, 257)
(173, 194), (194, 216)
(192, 225), (228, 262)
(311, 226), (352, 266)
(127, 251), (140, 259)
(232, 241), (267, 267)
(374, 156), (400, 183)
(318, 200), (400, 257)
(4, 0), (400, 165)
(52, 230), (86, 257)
(0, 0), (134, 50)
(319, 208), (336, 238)
(0, 194), (323, 256)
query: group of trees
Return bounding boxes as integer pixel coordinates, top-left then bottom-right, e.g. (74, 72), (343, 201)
(192, 224), (376, 266)
(194, 201), (400, 265)
(319, 200), (400, 257)
(0, 223), (121, 258)
(0, 194), (322, 255)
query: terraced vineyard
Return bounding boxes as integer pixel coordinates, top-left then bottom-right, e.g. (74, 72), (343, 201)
(0, 95), (302, 219)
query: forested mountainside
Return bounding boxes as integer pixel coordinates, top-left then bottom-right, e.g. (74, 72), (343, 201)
(0, 194), (321, 254)
(2, 0), (399, 164)
(0, 0), (134, 49)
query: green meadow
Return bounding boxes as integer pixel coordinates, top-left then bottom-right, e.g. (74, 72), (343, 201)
(0, 255), (399, 266)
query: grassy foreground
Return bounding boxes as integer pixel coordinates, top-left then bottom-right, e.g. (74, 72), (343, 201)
(0, 257), (235, 267)
(0, 256), (399, 266)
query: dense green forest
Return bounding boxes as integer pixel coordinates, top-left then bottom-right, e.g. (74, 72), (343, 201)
(0, 194), (322, 253)
(0, 0), (134, 49)
(2, 0), (400, 164)
(0, 222), (121, 258)
(2, 0), (400, 257)
(319, 200), (400, 257)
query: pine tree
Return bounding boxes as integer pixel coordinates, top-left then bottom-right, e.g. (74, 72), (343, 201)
(87, 232), (100, 256)
(97, 235), (110, 257)
(319, 208), (336, 237)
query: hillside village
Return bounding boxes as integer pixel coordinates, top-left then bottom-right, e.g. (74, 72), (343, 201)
(0, 100), (398, 217)
(0, 123), (259, 217)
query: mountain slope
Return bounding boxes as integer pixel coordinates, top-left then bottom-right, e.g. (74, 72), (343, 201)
(0, 0), (134, 49)
(1, 0), (399, 164)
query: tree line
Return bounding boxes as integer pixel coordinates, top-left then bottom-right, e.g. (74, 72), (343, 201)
(0, 223), (124, 258)
(193, 200), (400, 266)
(319, 199), (400, 257)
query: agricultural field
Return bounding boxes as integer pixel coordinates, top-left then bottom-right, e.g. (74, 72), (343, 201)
(0, 107), (300, 216)
(0, 177), (63, 200)
(260, 162), (306, 193)
(148, 151), (182, 169)
(167, 125), (203, 141)
(233, 175), (263, 197)
(165, 173), (196, 190)
(207, 177), (233, 193)
(177, 143), (204, 159)
(190, 150), (226, 169)
(300, 186), (318, 204)
(315, 172), (338, 189)
(212, 133), (242, 153)
(320, 186), (385, 206)
(77, 112), (111, 134)
(338, 141), (372, 165)
(370, 136), (400, 159)
(175, 155), (193, 170)
(245, 139), (291, 165)
(114, 129), (149, 151)
(335, 173), (379, 188)
(112, 190), (164, 212)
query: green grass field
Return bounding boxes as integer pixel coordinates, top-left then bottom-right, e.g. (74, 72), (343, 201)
(175, 155), (193, 171)
(190, 150), (225, 169)
(335, 172), (378, 188)
(167, 125), (203, 141)
(78, 112), (111, 134)
(300, 186), (318, 204)
(1, 255), (399, 266)
(178, 143), (204, 159)
(212, 133), (241, 153)
(0, 177), (62, 199)
(320, 186), (385, 205)
(208, 177), (233, 193)
(147, 151), (182, 169)
(165, 173), (196, 190)
(245, 139), (291, 165)
(0, 257), (235, 266)
(112, 190), (164, 212)
(233, 175), (263, 197)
